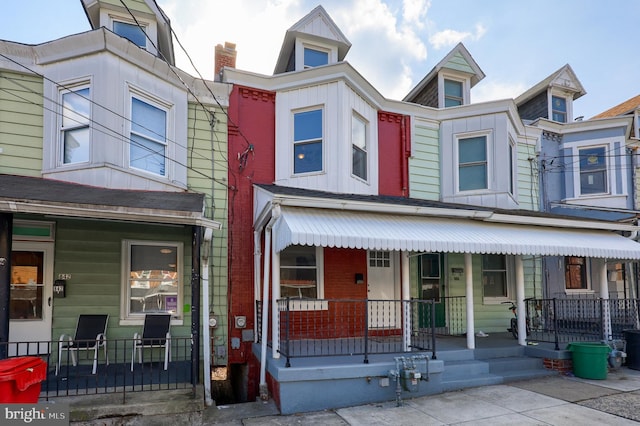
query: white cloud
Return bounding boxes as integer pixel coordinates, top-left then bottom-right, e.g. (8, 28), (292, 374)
(403, 0), (430, 28)
(428, 23), (487, 50)
(472, 80), (528, 104)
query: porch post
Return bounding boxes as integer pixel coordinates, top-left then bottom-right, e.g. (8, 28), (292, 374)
(254, 230), (262, 337)
(0, 213), (12, 360)
(401, 251), (410, 351)
(465, 253), (475, 349)
(515, 255), (526, 346)
(271, 239), (281, 359)
(598, 259), (612, 340)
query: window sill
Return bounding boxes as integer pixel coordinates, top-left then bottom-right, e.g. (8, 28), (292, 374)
(280, 299), (328, 311)
(119, 318), (183, 327)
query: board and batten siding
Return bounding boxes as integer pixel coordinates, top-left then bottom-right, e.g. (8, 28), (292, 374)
(186, 101), (229, 364)
(0, 71), (43, 176)
(409, 117), (440, 200)
(51, 219), (193, 358)
(275, 81), (379, 195)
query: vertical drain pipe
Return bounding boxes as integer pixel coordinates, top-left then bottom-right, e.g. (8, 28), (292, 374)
(465, 253), (475, 349)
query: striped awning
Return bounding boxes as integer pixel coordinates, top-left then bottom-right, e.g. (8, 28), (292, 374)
(272, 206), (640, 259)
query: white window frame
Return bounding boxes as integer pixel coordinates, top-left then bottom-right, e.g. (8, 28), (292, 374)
(279, 246), (325, 311)
(549, 90), (572, 123)
(294, 39), (337, 71)
(292, 106), (324, 176)
(127, 87), (172, 178)
(508, 138), (516, 196)
(578, 145), (608, 196)
(351, 112), (368, 181)
(108, 13), (152, 50)
(635, 110), (640, 139)
(564, 256), (593, 294)
(120, 240), (184, 324)
(59, 83), (91, 166)
(481, 254), (514, 304)
(438, 73), (469, 108)
(455, 130), (492, 193)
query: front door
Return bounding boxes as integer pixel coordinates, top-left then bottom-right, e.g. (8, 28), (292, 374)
(9, 241), (54, 355)
(367, 250), (399, 328)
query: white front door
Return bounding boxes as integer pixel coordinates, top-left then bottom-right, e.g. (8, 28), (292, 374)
(367, 250), (399, 328)
(8, 241), (54, 355)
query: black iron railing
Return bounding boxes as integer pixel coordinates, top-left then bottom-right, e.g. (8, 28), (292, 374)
(256, 298), (437, 367)
(525, 298), (640, 349)
(0, 336), (195, 402)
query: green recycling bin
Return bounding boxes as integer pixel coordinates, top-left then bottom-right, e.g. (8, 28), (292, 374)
(567, 342), (610, 380)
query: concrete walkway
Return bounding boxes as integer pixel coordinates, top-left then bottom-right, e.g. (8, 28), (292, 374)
(203, 367), (640, 425)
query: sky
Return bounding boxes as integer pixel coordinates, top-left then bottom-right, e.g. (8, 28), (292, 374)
(1, 0), (639, 120)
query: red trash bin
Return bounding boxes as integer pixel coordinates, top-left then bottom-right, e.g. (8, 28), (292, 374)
(0, 356), (48, 403)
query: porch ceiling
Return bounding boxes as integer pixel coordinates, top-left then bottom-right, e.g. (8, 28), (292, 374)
(273, 206), (640, 259)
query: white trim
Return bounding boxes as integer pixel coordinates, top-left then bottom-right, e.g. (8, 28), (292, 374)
(439, 72), (470, 108)
(454, 130), (492, 194)
(295, 38), (338, 70)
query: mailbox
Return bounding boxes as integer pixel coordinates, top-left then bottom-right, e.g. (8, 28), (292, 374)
(53, 279), (66, 298)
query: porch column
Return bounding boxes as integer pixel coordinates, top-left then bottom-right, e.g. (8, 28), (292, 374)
(465, 253), (475, 349)
(254, 231), (262, 341)
(0, 213), (12, 360)
(401, 251), (410, 351)
(259, 227), (271, 399)
(515, 255), (526, 346)
(271, 241), (281, 359)
(598, 259), (612, 340)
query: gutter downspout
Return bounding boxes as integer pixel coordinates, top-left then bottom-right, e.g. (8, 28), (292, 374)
(201, 227), (214, 406)
(259, 204), (281, 400)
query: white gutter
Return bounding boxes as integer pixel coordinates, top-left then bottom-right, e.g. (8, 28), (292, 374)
(259, 204), (281, 400)
(201, 227), (214, 407)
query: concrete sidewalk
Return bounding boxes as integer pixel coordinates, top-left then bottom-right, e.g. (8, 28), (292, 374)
(203, 367), (640, 425)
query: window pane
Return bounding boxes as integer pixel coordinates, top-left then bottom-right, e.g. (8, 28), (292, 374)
(580, 147), (606, 194)
(459, 137), (486, 163)
(565, 257), (586, 290)
(304, 48), (329, 67)
(129, 244), (178, 314)
(483, 254), (505, 270)
(62, 88), (90, 127)
(132, 98), (166, 141)
(64, 127), (90, 163)
(421, 254), (440, 279)
(294, 110), (322, 141)
(483, 254), (507, 298)
(444, 79), (463, 107)
(130, 133), (166, 175)
(352, 146), (367, 180)
(294, 141), (322, 173)
(552, 96), (567, 123)
(459, 164), (487, 190)
(114, 21), (146, 47)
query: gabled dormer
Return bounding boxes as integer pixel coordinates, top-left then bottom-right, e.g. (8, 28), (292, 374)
(403, 43), (485, 108)
(81, 0), (175, 65)
(273, 5), (351, 74)
(516, 64), (585, 123)
(592, 94), (640, 139)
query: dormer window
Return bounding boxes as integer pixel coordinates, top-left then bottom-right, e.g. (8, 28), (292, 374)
(444, 79), (464, 107)
(552, 95), (567, 122)
(113, 20), (147, 48)
(304, 47), (329, 68)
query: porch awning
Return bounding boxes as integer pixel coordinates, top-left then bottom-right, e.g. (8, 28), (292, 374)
(273, 206), (640, 259)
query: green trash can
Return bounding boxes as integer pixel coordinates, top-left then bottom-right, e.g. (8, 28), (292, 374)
(567, 342), (610, 380)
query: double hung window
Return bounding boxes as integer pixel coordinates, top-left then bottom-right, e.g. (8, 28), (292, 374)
(130, 96), (167, 176)
(352, 113), (367, 180)
(280, 246), (319, 299)
(552, 96), (567, 122)
(444, 79), (463, 107)
(458, 135), (487, 191)
(482, 254), (508, 300)
(565, 256), (587, 290)
(579, 146), (607, 195)
(293, 109), (323, 174)
(61, 86), (90, 164)
(113, 21), (147, 48)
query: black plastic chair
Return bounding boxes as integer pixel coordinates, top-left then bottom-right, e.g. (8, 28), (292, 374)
(56, 314), (109, 375)
(131, 314), (172, 371)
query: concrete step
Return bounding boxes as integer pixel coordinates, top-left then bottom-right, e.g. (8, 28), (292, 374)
(442, 360), (489, 379)
(474, 345), (525, 360)
(441, 373), (503, 392)
(488, 356), (544, 373)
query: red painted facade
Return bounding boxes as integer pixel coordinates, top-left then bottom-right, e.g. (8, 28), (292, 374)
(378, 112), (411, 196)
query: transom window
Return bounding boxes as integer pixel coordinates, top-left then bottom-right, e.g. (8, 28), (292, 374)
(482, 254), (508, 299)
(458, 135), (487, 191)
(123, 240), (182, 318)
(552, 96), (567, 122)
(579, 146), (607, 195)
(293, 109), (323, 174)
(444, 79), (463, 107)
(130, 96), (167, 176)
(352, 113), (367, 180)
(565, 256), (587, 290)
(60, 86), (90, 164)
(113, 21), (147, 48)
(303, 47), (329, 68)
(280, 246), (319, 299)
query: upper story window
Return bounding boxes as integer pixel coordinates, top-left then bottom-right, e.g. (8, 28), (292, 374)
(123, 240), (183, 320)
(444, 79), (463, 107)
(113, 20), (147, 48)
(458, 135), (488, 191)
(508, 140), (515, 195)
(482, 254), (509, 301)
(565, 256), (587, 290)
(551, 95), (567, 122)
(304, 47), (329, 68)
(60, 86), (91, 165)
(293, 108), (323, 174)
(130, 95), (167, 176)
(579, 146), (607, 195)
(352, 113), (367, 180)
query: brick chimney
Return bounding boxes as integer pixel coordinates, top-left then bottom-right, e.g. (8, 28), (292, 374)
(215, 42), (237, 79)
